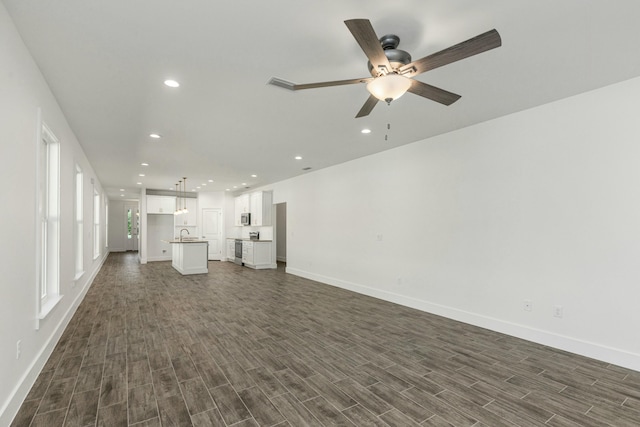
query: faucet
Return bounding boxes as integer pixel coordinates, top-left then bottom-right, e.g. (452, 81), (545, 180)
(179, 228), (190, 242)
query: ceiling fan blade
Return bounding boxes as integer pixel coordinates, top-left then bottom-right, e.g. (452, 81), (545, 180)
(400, 29), (501, 76)
(269, 76), (372, 91)
(355, 94), (378, 118)
(407, 80), (461, 106)
(344, 19), (392, 75)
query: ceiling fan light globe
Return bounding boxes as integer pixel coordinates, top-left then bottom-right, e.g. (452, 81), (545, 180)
(366, 74), (411, 102)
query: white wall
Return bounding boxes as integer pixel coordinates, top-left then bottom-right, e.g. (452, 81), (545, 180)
(146, 214), (173, 261)
(0, 4), (109, 424)
(258, 76), (640, 371)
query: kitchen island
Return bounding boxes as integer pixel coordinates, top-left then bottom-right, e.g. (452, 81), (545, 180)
(164, 239), (208, 275)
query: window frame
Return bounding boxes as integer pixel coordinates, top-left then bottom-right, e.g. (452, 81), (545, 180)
(36, 120), (62, 323)
(74, 164), (84, 280)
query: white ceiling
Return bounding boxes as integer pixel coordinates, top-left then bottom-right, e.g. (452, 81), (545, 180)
(4, 0), (640, 200)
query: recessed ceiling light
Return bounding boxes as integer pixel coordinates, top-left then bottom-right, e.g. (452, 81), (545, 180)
(119, 188), (125, 191)
(136, 182), (142, 185)
(233, 186), (237, 189)
(295, 156), (302, 160)
(361, 128), (371, 134)
(225, 189), (230, 191)
(139, 174), (145, 177)
(164, 79), (180, 88)
(149, 133), (161, 139)
(201, 183), (206, 186)
(196, 186), (201, 189)
(251, 174), (257, 178)
(208, 179), (213, 182)
(191, 189), (196, 192)
(141, 162), (149, 166)
(242, 183), (247, 186)
(120, 194), (124, 197)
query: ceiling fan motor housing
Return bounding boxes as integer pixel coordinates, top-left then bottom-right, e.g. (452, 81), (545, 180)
(368, 34), (412, 76)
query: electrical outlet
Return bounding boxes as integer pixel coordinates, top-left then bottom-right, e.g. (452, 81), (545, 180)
(554, 305), (564, 318)
(523, 300), (532, 311)
(16, 340), (21, 359)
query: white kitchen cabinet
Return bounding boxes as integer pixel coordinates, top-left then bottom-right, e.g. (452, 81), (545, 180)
(147, 195), (175, 214)
(175, 198), (197, 226)
(234, 194), (250, 226)
(242, 241), (274, 269)
(226, 238), (236, 261)
(249, 191), (273, 226)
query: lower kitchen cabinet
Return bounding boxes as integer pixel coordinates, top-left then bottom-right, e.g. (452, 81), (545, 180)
(241, 241), (275, 269)
(226, 238), (236, 261)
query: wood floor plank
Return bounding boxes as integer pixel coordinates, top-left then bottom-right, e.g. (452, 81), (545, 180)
(128, 383), (158, 425)
(180, 377), (216, 416)
(208, 384), (251, 425)
(238, 386), (286, 426)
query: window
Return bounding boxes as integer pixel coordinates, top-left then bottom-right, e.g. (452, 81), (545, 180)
(105, 200), (109, 249)
(74, 164), (84, 279)
(93, 187), (100, 259)
(37, 122), (61, 320)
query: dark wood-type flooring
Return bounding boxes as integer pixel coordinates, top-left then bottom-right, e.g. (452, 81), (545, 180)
(12, 252), (640, 426)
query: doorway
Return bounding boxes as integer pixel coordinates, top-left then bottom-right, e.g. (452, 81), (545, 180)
(124, 202), (139, 251)
(202, 208), (222, 260)
(275, 203), (287, 263)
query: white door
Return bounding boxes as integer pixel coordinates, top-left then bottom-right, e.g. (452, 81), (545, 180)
(124, 203), (139, 251)
(202, 208), (222, 260)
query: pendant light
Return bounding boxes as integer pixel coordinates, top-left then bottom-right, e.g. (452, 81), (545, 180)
(177, 180), (183, 215)
(174, 183), (180, 215)
(182, 177), (189, 214)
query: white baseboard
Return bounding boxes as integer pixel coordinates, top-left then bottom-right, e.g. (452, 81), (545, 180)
(286, 267), (640, 372)
(1, 252), (108, 426)
(147, 256), (171, 262)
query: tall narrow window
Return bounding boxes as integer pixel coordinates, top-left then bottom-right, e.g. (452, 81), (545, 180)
(93, 187), (100, 259)
(37, 122), (61, 319)
(105, 200), (109, 249)
(74, 165), (84, 279)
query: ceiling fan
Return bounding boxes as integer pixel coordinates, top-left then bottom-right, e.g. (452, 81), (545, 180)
(269, 19), (501, 118)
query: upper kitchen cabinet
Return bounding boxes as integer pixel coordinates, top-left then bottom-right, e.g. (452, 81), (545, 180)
(234, 193), (250, 226)
(175, 198), (197, 226)
(147, 195), (175, 214)
(250, 191), (273, 226)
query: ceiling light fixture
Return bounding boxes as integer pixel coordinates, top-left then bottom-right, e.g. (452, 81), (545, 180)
(208, 179), (214, 182)
(361, 129), (371, 134)
(119, 188), (125, 191)
(139, 173), (145, 177)
(295, 156), (302, 160)
(149, 133), (161, 139)
(164, 79), (180, 88)
(366, 73), (412, 104)
(251, 174), (257, 178)
(141, 162), (149, 166)
(136, 182), (142, 185)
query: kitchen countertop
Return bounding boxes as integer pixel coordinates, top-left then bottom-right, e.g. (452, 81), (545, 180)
(163, 239), (209, 244)
(226, 238), (272, 242)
